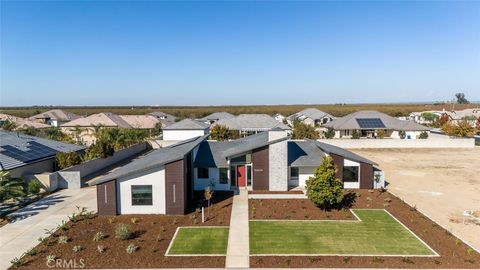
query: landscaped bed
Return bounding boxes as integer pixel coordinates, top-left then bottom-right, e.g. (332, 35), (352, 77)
(250, 189), (480, 268)
(9, 191), (233, 269)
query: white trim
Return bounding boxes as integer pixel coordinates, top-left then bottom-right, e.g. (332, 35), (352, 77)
(165, 226), (229, 257)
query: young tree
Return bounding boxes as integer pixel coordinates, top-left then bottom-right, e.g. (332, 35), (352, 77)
(421, 112), (439, 124)
(376, 129), (386, 138)
(419, 131), (429, 139)
(441, 121), (457, 136)
(0, 171), (25, 203)
(323, 128), (335, 139)
(292, 122), (319, 139)
(305, 156), (344, 210)
(351, 130), (361, 139)
(455, 120), (475, 137)
(398, 130), (406, 139)
(210, 125), (231, 141)
(204, 186), (214, 218)
(455, 93), (469, 104)
(56, 152), (82, 169)
(0, 120), (17, 131)
(438, 113), (450, 126)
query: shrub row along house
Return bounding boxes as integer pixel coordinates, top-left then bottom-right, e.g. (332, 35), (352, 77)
(89, 129), (379, 215)
(409, 108), (480, 127)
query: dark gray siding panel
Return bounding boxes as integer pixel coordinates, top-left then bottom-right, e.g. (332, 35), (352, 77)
(360, 162), (373, 189)
(97, 180), (117, 215)
(252, 146), (269, 190)
(165, 159), (186, 215)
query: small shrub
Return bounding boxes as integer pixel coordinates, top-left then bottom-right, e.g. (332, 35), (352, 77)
(383, 203), (390, 207)
(46, 255), (56, 264)
(38, 237), (48, 245)
(401, 258), (414, 264)
(384, 198), (392, 203)
(131, 217), (139, 224)
(25, 248), (37, 256)
(160, 226), (166, 232)
(97, 245), (106, 253)
(27, 179), (44, 194)
(410, 205), (417, 211)
(115, 223), (132, 240)
(126, 243), (138, 254)
(156, 232), (163, 242)
(467, 248), (475, 255)
(10, 257), (24, 268)
(72, 245), (82, 252)
(368, 189), (374, 193)
(455, 239), (461, 246)
(108, 217), (115, 224)
(58, 236), (69, 244)
(343, 257), (351, 263)
(172, 218), (178, 225)
(373, 257), (384, 263)
(366, 196), (373, 201)
(309, 257), (319, 263)
(434, 260), (441, 265)
(93, 231), (105, 241)
(465, 259), (475, 264)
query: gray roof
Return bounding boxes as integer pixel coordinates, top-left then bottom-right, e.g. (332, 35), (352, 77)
(214, 114), (291, 131)
(30, 110), (81, 121)
(324, 110), (430, 131)
(0, 130), (85, 171)
(315, 140), (376, 165)
(148, 111), (177, 125)
(288, 108), (333, 121)
(199, 112), (235, 121)
(89, 135), (209, 185)
(163, 119), (210, 130)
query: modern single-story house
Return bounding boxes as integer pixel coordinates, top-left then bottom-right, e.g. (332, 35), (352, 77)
(212, 114), (291, 137)
(89, 130), (379, 215)
(325, 110), (430, 139)
(162, 119), (210, 141)
(199, 112), (235, 124)
(0, 130), (85, 178)
(30, 109), (82, 127)
(287, 108), (334, 127)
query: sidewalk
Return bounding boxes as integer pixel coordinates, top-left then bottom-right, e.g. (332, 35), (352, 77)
(225, 189), (249, 268)
(0, 188), (97, 270)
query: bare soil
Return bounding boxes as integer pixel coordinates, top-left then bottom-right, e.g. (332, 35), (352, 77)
(12, 192), (233, 269)
(250, 189), (480, 268)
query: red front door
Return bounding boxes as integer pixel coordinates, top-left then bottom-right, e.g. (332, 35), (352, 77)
(237, 165), (246, 187)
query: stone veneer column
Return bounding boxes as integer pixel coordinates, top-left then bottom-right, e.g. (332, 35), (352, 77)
(268, 130), (288, 191)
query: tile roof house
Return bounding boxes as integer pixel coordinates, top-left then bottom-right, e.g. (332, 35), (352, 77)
(89, 130), (380, 215)
(162, 119), (210, 141)
(119, 115), (160, 129)
(212, 114), (291, 137)
(0, 130), (85, 178)
(29, 109), (82, 127)
(287, 108), (335, 127)
(325, 110), (430, 139)
(0, 114), (51, 130)
(199, 112), (235, 124)
(410, 108), (480, 127)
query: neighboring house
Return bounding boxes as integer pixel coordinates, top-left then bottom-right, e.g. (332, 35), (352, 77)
(119, 115), (160, 129)
(410, 108), (480, 127)
(212, 114), (291, 137)
(0, 113), (51, 130)
(29, 109), (82, 127)
(148, 111), (178, 127)
(199, 112), (235, 124)
(0, 130), (85, 178)
(89, 130), (379, 215)
(162, 119), (210, 141)
(287, 108), (334, 127)
(273, 113), (286, 123)
(325, 110), (430, 139)
(61, 112), (132, 146)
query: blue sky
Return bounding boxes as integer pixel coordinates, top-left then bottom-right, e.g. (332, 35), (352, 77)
(1, 1), (479, 106)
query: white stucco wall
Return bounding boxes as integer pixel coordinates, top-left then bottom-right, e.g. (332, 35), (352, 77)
(117, 167), (166, 214)
(318, 137), (474, 149)
(193, 167), (231, 191)
(268, 131), (289, 191)
(163, 129), (207, 141)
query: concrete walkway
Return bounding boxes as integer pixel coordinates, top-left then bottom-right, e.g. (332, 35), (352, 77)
(225, 189), (249, 268)
(0, 188), (97, 270)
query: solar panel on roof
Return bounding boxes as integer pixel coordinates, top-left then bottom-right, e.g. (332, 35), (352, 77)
(356, 118), (386, 129)
(0, 141), (59, 163)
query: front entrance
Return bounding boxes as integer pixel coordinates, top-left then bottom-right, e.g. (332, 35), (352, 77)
(237, 165), (246, 187)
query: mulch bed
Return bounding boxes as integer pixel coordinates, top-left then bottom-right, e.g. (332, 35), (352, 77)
(250, 189), (480, 268)
(12, 191), (233, 269)
(248, 190), (304, 194)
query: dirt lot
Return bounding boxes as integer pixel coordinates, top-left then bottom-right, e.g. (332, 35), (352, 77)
(11, 192), (233, 269)
(352, 148), (480, 251)
(250, 190), (480, 268)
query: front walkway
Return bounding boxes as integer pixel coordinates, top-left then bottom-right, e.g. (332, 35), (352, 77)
(0, 188), (97, 270)
(225, 189), (249, 268)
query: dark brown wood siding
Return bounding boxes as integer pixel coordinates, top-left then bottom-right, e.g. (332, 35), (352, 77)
(252, 146), (269, 190)
(330, 154), (344, 181)
(165, 159), (186, 215)
(97, 180), (117, 215)
(360, 162), (373, 189)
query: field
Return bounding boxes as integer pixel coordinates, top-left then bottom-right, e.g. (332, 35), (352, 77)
(166, 227), (229, 255)
(250, 209), (435, 256)
(1, 103), (479, 119)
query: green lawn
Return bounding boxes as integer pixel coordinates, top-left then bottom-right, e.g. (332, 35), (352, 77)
(250, 210), (436, 256)
(167, 227), (229, 255)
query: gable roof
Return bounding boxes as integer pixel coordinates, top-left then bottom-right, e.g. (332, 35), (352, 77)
(199, 112), (235, 121)
(0, 114), (51, 129)
(288, 140), (327, 166)
(163, 119), (210, 130)
(89, 135), (209, 185)
(315, 140), (376, 165)
(324, 110), (429, 131)
(148, 111), (177, 125)
(0, 130), (85, 170)
(61, 112), (132, 128)
(213, 114), (290, 131)
(30, 110), (81, 122)
(288, 108), (333, 121)
(119, 115), (160, 129)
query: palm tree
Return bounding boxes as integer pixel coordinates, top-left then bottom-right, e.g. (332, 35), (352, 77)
(73, 125), (82, 144)
(0, 171), (25, 202)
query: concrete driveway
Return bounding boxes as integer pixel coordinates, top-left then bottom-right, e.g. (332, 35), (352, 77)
(352, 148), (480, 252)
(0, 187), (97, 270)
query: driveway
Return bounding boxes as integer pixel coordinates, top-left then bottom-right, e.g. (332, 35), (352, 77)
(0, 187), (96, 270)
(352, 148), (480, 252)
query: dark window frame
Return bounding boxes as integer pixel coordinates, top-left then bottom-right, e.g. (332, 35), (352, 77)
(131, 185), (153, 206)
(219, 168), (228, 184)
(290, 167), (299, 180)
(198, 167), (209, 179)
(343, 166), (359, 183)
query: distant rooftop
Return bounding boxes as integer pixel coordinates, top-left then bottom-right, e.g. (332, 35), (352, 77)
(163, 119), (210, 130)
(199, 112), (235, 121)
(288, 108), (333, 120)
(61, 112), (132, 128)
(0, 114), (51, 129)
(30, 109), (81, 122)
(214, 114), (290, 131)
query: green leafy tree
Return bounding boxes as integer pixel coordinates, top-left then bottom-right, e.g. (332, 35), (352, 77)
(0, 171), (25, 202)
(421, 112), (439, 123)
(455, 120), (475, 137)
(455, 93), (469, 104)
(351, 130), (361, 139)
(323, 128), (335, 139)
(305, 156), (344, 210)
(398, 130), (406, 139)
(292, 121), (319, 139)
(210, 125), (231, 141)
(56, 152), (82, 169)
(0, 120), (17, 131)
(18, 126), (39, 136)
(419, 131), (429, 139)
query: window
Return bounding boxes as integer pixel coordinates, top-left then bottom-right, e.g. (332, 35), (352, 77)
(290, 167), (299, 180)
(343, 166), (359, 182)
(219, 168), (228, 184)
(131, 185), (152, 206)
(198, 168), (209, 178)
(246, 165), (252, 186)
(230, 165), (236, 186)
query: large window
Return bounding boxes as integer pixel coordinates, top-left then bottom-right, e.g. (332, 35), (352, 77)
(290, 167), (299, 180)
(131, 185), (153, 206)
(219, 168), (228, 184)
(343, 166), (359, 182)
(198, 168), (209, 179)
